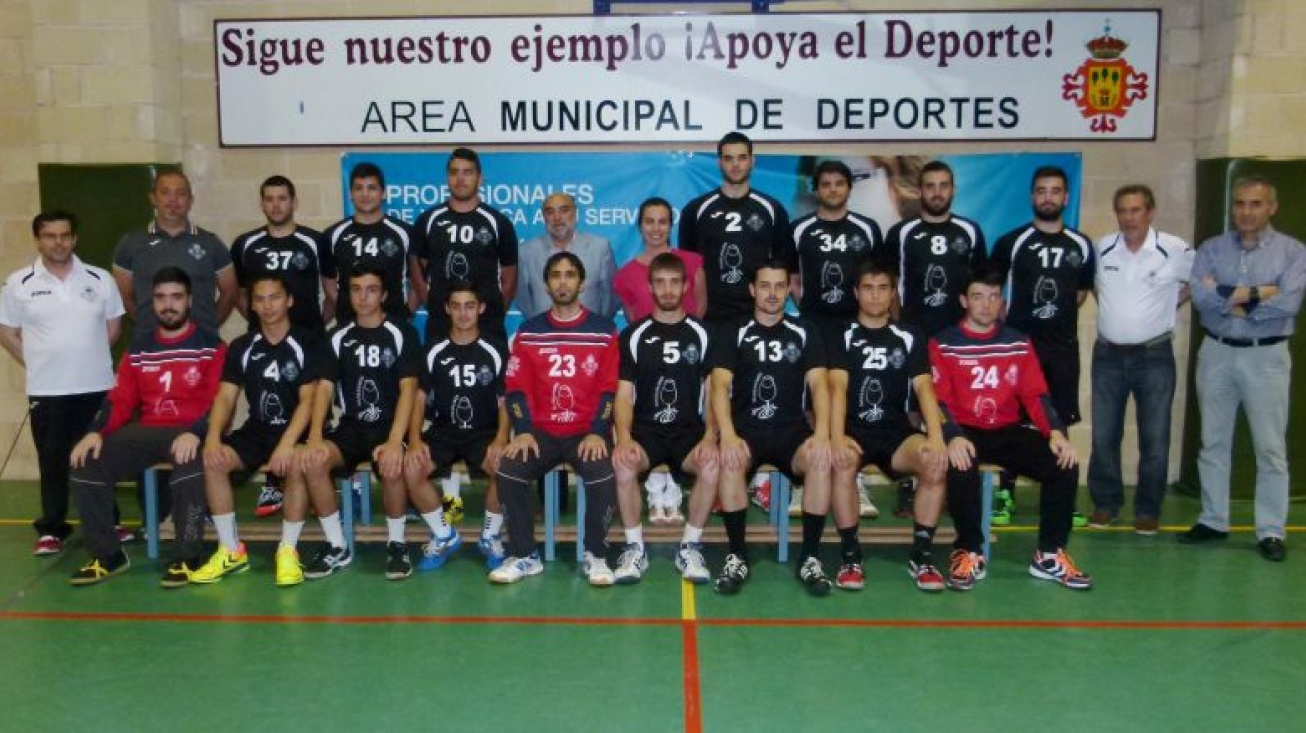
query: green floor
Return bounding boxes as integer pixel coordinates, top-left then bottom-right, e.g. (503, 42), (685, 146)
(1, 481), (1303, 732)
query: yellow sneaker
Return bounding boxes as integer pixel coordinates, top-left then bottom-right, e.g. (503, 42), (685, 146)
(189, 543), (250, 584)
(275, 544), (304, 587)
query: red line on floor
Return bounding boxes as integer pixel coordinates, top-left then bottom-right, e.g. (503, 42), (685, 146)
(0, 610), (679, 626)
(699, 618), (1306, 630)
(681, 621), (703, 733)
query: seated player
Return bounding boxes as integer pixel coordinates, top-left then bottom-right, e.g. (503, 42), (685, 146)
(402, 282), (510, 572)
(288, 265), (420, 581)
(612, 253), (719, 584)
(930, 268), (1091, 590)
(710, 259), (834, 596)
(828, 262), (948, 592)
(68, 267), (225, 586)
(193, 273), (318, 586)
(490, 252), (620, 586)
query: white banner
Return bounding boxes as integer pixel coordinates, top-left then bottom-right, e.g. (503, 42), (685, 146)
(215, 11), (1158, 146)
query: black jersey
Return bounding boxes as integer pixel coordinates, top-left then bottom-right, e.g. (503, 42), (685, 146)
(221, 327), (316, 432)
(791, 212), (884, 319)
(990, 224), (1095, 346)
(230, 226), (334, 334)
(414, 204), (519, 336)
(884, 215), (987, 338)
(832, 321), (927, 435)
(322, 216), (418, 322)
(710, 316), (824, 430)
(679, 189), (794, 323)
(619, 316), (711, 430)
(419, 336), (507, 432)
(318, 318), (421, 428)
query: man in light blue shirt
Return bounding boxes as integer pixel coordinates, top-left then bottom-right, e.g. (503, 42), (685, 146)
(516, 193), (617, 319)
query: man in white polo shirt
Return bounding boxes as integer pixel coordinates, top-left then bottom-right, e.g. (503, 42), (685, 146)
(1087, 185), (1194, 534)
(0, 210), (127, 556)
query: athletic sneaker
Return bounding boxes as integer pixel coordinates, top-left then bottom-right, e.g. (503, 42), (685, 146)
(488, 552), (544, 584)
(416, 531), (463, 572)
(713, 553), (750, 595)
(254, 482), (284, 518)
(947, 549), (987, 591)
(1071, 512), (1088, 528)
(582, 551), (615, 587)
(675, 543), (710, 584)
(990, 488), (1014, 526)
(69, 550), (130, 586)
(857, 484), (879, 519)
(115, 524), (135, 544)
(33, 535), (63, 556)
(613, 543), (649, 585)
(477, 534), (505, 570)
(835, 561), (866, 591)
(909, 555), (946, 593)
(787, 486), (804, 518)
(798, 556), (832, 596)
(385, 541), (413, 580)
(893, 477), (915, 518)
(1029, 549), (1093, 590)
(189, 543), (250, 584)
(303, 543), (352, 580)
(441, 495), (465, 525)
(750, 475), (772, 512)
(274, 544), (303, 587)
(160, 558), (199, 589)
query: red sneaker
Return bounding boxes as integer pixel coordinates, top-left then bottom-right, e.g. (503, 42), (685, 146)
(909, 555), (946, 592)
(835, 562), (865, 591)
(33, 535), (63, 556)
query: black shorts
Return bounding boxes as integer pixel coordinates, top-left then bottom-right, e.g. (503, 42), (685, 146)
(324, 420), (392, 474)
(224, 424), (284, 473)
(1031, 338), (1081, 425)
(738, 420), (812, 480)
(421, 426), (496, 478)
(847, 424), (916, 480)
(632, 423), (707, 484)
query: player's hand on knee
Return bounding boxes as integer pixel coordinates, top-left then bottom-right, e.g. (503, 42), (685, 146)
(267, 446), (294, 476)
(483, 439), (507, 474)
(947, 437), (975, 471)
(1049, 431), (1078, 470)
(70, 432), (103, 469)
(203, 440), (230, 472)
(172, 432), (201, 465)
(579, 434), (609, 462)
(504, 433), (539, 460)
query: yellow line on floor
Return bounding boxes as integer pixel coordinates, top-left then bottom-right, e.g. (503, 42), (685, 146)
(681, 579), (696, 622)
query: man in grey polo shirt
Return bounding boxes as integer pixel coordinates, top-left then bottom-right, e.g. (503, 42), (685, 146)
(516, 192), (617, 319)
(113, 170), (237, 339)
(1181, 175), (1306, 562)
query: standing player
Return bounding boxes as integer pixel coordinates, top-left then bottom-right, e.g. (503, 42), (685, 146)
(829, 262), (949, 592)
(612, 253), (719, 584)
(0, 210), (127, 555)
(989, 166), (1094, 526)
(323, 162), (422, 323)
(415, 148), (519, 342)
(193, 274), (319, 586)
(882, 161), (987, 519)
(710, 260), (833, 596)
(229, 175), (336, 518)
(290, 265), (421, 581)
(931, 268), (1091, 591)
(490, 252), (620, 586)
(402, 282), (511, 572)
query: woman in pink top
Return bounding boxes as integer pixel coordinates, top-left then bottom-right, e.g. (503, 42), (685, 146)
(614, 197), (707, 322)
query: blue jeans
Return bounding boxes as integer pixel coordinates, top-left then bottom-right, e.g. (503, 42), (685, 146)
(1087, 338), (1177, 520)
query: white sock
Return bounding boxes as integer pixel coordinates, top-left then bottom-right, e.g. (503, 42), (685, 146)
(482, 511), (504, 538)
(625, 525), (644, 549)
(281, 520), (305, 548)
(319, 512), (345, 549)
(442, 475), (461, 499)
(682, 524), (704, 545)
(386, 517), (406, 543)
(212, 513), (238, 551)
(422, 509), (452, 539)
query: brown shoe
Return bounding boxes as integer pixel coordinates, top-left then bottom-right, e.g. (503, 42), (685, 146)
(1134, 517), (1160, 536)
(1087, 511), (1117, 529)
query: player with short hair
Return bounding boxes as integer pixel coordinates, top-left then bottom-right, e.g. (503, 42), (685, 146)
(710, 259), (834, 596)
(289, 265), (421, 581)
(930, 268), (1091, 591)
(192, 273), (319, 586)
(402, 281), (511, 572)
(612, 253), (719, 584)
(829, 261), (949, 592)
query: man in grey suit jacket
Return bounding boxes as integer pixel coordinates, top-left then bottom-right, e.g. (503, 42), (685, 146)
(517, 193), (617, 319)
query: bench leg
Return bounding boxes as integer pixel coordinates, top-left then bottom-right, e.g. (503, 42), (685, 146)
(773, 470), (788, 563)
(981, 471), (993, 561)
(339, 476), (355, 553)
(358, 471), (372, 525)
(575, 478), (586, 564)
(144, 468), (160, 561)
(544, 470), (557, 562)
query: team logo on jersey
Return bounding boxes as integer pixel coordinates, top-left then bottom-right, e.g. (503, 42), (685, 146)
(1061, 23), (1149, 134)
(820, 262), (845, 304)
(857, 377), (885, 422)
(750, 374), (779, 420)
(451, 395), (475, 428)
(282, 361), (299, 381)
(381, 348), (396, 368)
(506, 356), (520, 377)
(183, 365), (202, 386)
(720, 244), (744, 284)
(950, 238), (969, 254)
(923, 265), (949, 307)
(1066, 250), (1084, 268)
(551, 383), (578, 423)
(889, 348), (906, 369)
(357, 378), (383, 422)
(188, 243), (206, 261)
(79, 286), (98, 302)
(475, 227), (493, 245)
(746, 213), (765, 232)
(972, 396), (999, 425)
(1033, 276), (1060, 319)
(683, 343), (701, 365)
(477, 365), (494, 385)
(653, 376), (680, 424)
(783, 342), (801, 363)
(380, 239), (400, 257)
(848, 234), (867, 252)
(260, 392), (287, 426)
(291, 252), (310, 271)
(1004, 364), (1020, 386)
(446, 252), (471, 279)
(581, 354), (599, 376)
